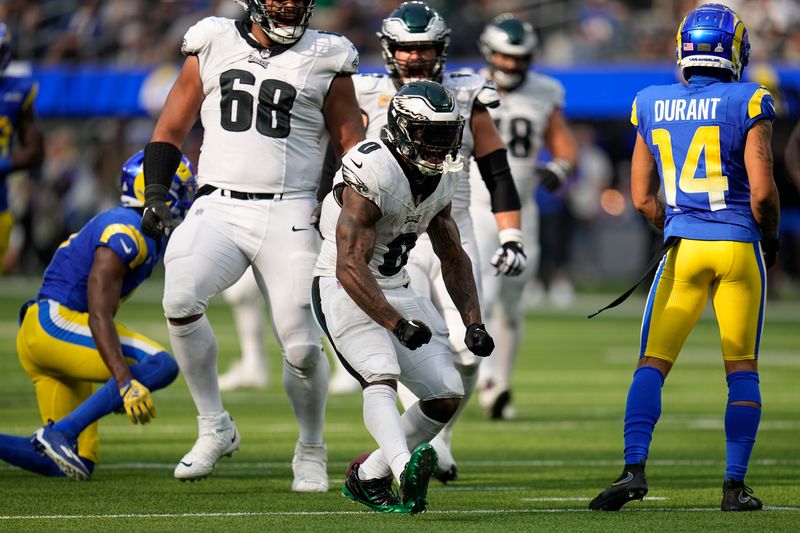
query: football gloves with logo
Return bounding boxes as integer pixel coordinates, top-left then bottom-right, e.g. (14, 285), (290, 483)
(141, 184), (176, 239)
(536, 159), (571, 192)
(491, 228), (526, 276)
(120, 379), (156, 424)
(464, 323), (494, 357)
(310, 201), (323, 233)
(762, 237), (779, 270)
(393, 319), (432, 350)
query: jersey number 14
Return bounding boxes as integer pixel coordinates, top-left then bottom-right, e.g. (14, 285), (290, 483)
(652, 125), (729, 211)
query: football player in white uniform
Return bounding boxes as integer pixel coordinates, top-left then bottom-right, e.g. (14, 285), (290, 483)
(139, 0), (365, 491)
(470, 13), (578, 420)
(325, 0), (524, 482)
(313, 81), (494, 514)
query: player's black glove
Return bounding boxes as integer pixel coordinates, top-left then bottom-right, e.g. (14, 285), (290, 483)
(393, 318), (432, 350)
(536, 159), (571, 192)
(465, 323), (494, 357)
(141, 184), (176, 239)
(762, 237), (779, 270)
(491, 229), (527, 276)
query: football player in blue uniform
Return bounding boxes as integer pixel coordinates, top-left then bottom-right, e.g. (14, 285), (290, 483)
(0, 22), (44, 272)
(0, 150), (196, 480)
(589, 4), (779, 512)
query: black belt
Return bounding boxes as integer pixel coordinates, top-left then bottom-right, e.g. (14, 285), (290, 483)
(196, 184), (281, 201)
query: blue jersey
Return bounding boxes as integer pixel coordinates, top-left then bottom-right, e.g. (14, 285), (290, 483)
(631, 76), (775, 242)
(37, 206), (166, 312)
(0, 72), (38, 211)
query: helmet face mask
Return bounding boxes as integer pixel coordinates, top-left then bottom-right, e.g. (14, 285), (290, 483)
(378, 2), (450, 85)
(676, 3), (750, 81)
(119, 150), (198, 223)
(235, 0), (316, 45)
(383, 80), (465, 177)
(479, 13), (537, 90)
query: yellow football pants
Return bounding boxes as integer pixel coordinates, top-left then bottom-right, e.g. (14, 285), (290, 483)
(0, 209), (12, 273)
(640, 239), (766, 364)
(16, 299), (168, 463)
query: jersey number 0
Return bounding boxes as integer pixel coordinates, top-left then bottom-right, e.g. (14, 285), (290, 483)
(219, 69), (297, 138)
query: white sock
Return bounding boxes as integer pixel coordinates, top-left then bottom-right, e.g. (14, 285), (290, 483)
(282, 348), (329, 445)
(402, 401), (446, 451)
(359, 385), (409, 482)
(396, 381), (418, 411)
(488, 310), (522, 391)
(168, 315), (223, 415)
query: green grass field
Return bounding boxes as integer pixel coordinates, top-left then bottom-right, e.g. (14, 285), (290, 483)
(0, 277), (798, 532)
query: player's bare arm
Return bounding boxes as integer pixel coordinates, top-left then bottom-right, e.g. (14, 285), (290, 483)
(323, 75), (366, 158)
(745, 119), (780, 239)
(87, 247), (133, 387)
(472, 105), (521, 232)
(427, 204), (482, 327)
(631, 131), (665, 230)
(544, 108), (579, 170)
(335, 186), (403, 331)
(12, 101), (44, 171)
(151, 55), (204, 146)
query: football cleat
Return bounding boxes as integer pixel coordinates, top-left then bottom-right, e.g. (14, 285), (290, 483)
(342, 453), (406, 513)
(291, 441), (329, 493)
(430, 435), (457, 484)
(32, 423), (91, 481)
(174, 411), (240, 481)
(400, 442), (438, 514)
(589, 461), (648, 511)
(218, 358), (268, 391)
(721, 478), (763, 511)
(434, 464), (458, 484)
(479, 383), (515, 420)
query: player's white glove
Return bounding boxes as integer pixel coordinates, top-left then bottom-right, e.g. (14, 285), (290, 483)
(536, 159), (571, 192)
(491, 228), (527, 277)
(119, 379), (156, 424)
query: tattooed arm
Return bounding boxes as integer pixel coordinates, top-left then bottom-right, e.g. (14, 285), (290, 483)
(745, 119), (780, 239)
(427, 204), (482, 327)
(335, 186), (404, 330)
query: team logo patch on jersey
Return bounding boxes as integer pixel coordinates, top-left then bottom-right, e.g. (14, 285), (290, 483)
(248, 52), (270, 69)
(342, 165), (369, 194)
(404, 214), (421, 224)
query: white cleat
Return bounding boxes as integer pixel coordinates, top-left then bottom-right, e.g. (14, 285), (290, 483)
(291, 441), (328, 492)
(218, 359), (268, 391)
(430, 435), (458, 484)
(174, 411), (240, 481)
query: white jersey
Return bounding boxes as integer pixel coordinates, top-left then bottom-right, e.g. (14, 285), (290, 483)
(352, 72), (499, 222)
(470, 70), (565, 208)
(183, 17), (359, 194)
(314, 139), (460, 289)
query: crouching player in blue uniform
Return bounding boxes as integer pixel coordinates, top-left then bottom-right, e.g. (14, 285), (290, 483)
(589, 4), (779, 511)
(0, 150), (196, 480)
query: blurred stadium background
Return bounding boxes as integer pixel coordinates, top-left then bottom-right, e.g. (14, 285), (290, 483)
(2, 0), (800, 304)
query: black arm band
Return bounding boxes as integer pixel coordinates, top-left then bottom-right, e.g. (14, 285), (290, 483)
(143, 141), (182, 202)
(476, 148), (521, 213)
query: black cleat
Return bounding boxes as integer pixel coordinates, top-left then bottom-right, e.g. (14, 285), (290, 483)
(490, 390), (512, 420)
(434, 464), (458, 484)
(342, 455), (406, 513)
(721, 478), (763, 511)
(589, 461), (648, 511)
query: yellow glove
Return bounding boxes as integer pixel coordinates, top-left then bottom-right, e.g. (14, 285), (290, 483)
(119, 379), (156, 424)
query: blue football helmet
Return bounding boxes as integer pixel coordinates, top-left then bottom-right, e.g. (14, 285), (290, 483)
(119, 149), (197, 221)
(676, 3), (750, 81)
(0, 23), (14, 74)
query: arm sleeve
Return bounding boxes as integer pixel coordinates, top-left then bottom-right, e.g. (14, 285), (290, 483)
(476, 149), (521, 213)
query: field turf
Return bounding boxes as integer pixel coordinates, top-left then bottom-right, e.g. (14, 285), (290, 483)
(0, 277), (798, 531)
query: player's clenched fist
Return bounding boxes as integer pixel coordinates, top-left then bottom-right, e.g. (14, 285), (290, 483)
(393, 318), (432, 350)
(465, 323), (494, 357)
(119, 379), (157, 424)
(141, 184), (176, 239)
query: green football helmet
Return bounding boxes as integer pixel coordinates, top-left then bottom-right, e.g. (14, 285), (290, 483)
(479, 13), (538, 90)
(382, 80), (465, 177)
